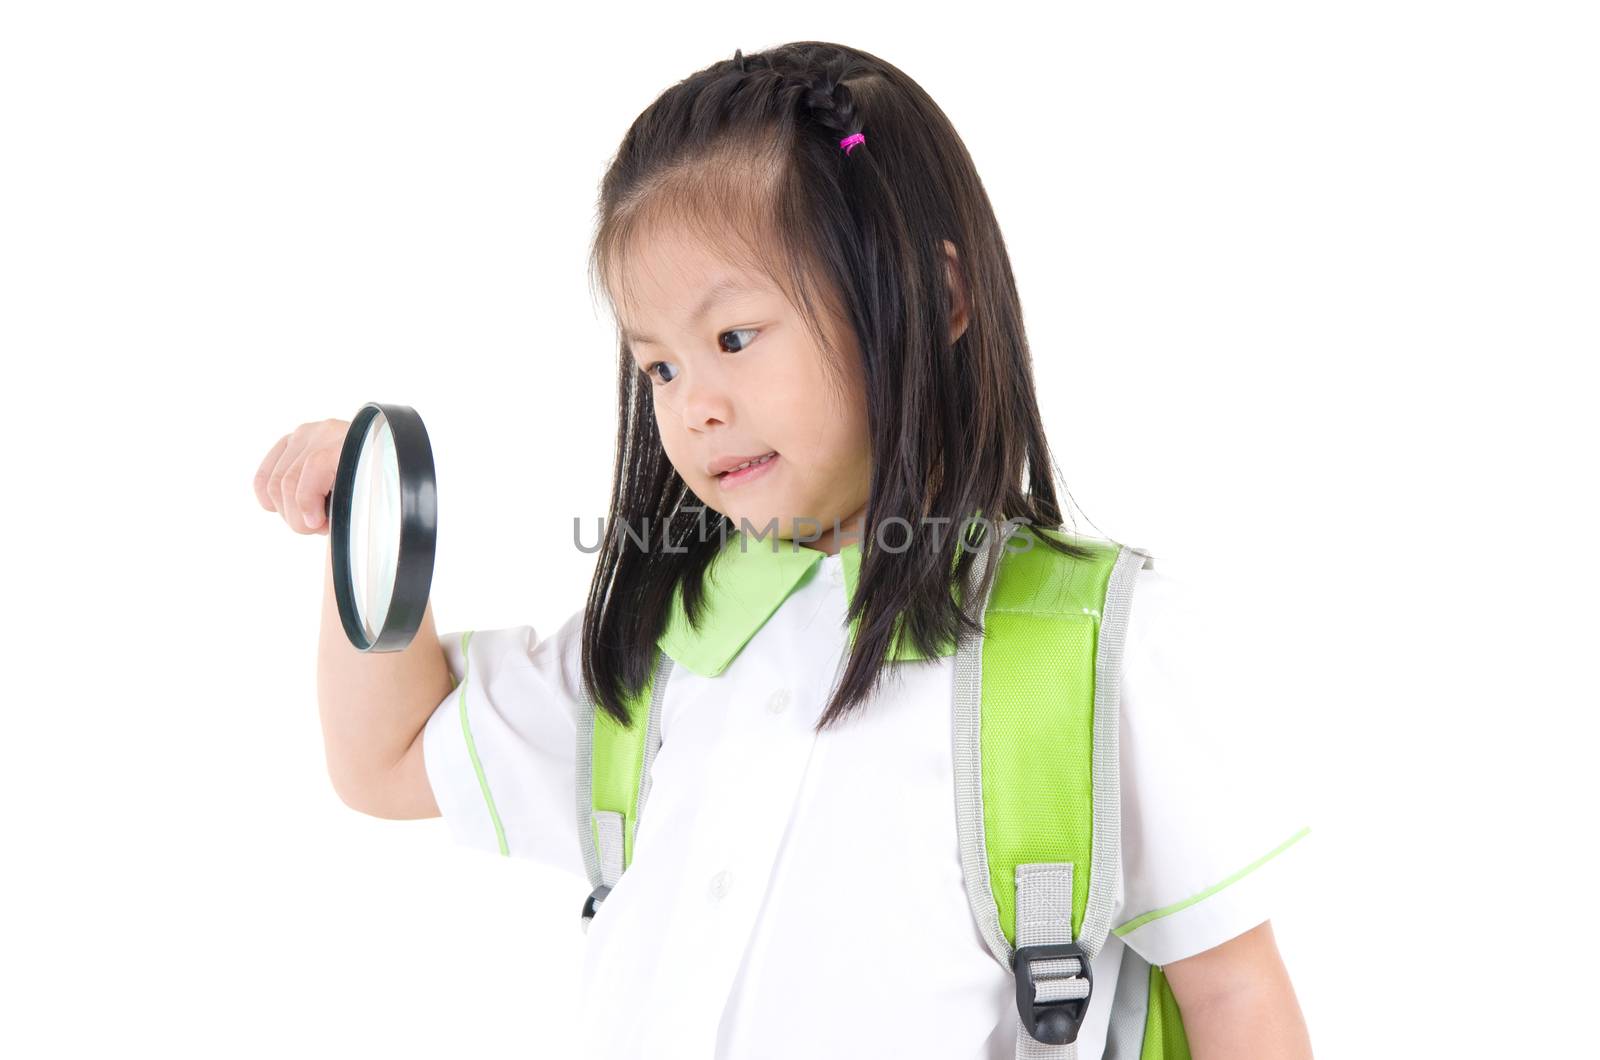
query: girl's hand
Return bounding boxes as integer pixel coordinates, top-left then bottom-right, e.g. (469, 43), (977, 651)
(253, 418), (350, 535)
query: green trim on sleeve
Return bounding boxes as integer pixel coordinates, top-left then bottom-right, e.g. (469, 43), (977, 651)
(455, 630), (509, 857)
(1111, 825), (1311, 938)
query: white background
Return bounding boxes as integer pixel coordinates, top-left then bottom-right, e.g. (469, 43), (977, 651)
(2, 2), (1593, 1056)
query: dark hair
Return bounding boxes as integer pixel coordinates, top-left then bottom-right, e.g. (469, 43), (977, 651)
(581, 40), (1095, 733)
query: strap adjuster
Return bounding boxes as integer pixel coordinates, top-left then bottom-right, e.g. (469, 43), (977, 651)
(579, 884), (611, 933)
(1013, 941), (1093, 1045)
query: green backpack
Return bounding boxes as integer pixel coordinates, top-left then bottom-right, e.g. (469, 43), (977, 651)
(575, 525), (1191, 1059)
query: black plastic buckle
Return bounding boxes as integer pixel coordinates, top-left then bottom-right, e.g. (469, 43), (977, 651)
(579, 884), (611, 930)
(1013, 941), (1093, 1045)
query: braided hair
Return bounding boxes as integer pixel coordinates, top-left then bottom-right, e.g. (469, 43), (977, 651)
(729, 44), (866, 155)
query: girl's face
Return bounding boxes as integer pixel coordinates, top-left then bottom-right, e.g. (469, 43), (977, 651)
(612, 228), (869, 555)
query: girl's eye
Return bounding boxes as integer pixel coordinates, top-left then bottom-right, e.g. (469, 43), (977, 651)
(641, 329), (759, 386)
(719, 328), (759, 353)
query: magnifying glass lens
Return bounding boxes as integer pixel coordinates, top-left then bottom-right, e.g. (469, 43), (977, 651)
(329, 401), (436, 653)
(349, 413), (402, 643)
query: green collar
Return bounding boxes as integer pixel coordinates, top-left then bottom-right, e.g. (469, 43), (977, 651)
(658, 529), (960, 677)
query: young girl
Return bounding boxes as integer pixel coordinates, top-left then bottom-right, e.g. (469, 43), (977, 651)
(257, 40), (1313, 1060)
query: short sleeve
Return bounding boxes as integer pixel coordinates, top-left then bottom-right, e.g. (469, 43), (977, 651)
(1111, 562), (1313, 967)
(421, 607), (590, 881)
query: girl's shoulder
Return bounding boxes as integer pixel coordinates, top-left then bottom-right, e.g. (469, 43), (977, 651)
(1113, 553), (1315, 965)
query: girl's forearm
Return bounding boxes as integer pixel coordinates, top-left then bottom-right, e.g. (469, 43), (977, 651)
(315, 536), (453, 812)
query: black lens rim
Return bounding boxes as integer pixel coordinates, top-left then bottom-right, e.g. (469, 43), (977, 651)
(329, 402), (437, 653)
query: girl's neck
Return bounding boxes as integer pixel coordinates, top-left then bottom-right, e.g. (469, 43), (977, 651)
(800, 508), (866, 557)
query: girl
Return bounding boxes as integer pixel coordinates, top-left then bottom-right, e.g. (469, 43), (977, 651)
(257, 40), (1313, 1060)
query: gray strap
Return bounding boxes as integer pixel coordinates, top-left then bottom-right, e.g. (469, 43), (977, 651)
(634, 653), (671, 848)
(1016, 864), (1091, 1002)
(575, 666), (600, 888)
(1077, 544), (1152, 954)
(579, 809), (626, 937)
(1102, 941), (1152, 1060)
(953, 524), (1014, 970)
(1013, 862), (1090, 1059)
(594, 809), (625, 885)
(576, 650), (674, 925)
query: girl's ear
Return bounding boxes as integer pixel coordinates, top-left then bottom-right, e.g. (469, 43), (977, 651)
(942, 239), (971, 343)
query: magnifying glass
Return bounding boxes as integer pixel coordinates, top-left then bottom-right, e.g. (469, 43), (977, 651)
(323, 403), (437, 652)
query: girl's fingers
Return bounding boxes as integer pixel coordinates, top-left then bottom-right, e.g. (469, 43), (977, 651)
(254, 435), (289, 511)
(280, 454), (320, 534)
(258, 420), (351, 535)
(265, 440), (300, 519)
(296, 447), (336, 532)
(279, 454), (310, 533)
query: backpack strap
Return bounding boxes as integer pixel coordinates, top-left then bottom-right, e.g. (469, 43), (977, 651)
(576, 646), (673, 932)
(954, 521), (1153, 1056)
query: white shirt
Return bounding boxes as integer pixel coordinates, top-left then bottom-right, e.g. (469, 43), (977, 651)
(422, 550), (1310, 1058)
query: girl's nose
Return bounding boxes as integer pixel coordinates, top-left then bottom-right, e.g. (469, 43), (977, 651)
(671, 368), (735, 432)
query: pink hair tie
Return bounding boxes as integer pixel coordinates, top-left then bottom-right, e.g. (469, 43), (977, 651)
(839, 132), (866, 156)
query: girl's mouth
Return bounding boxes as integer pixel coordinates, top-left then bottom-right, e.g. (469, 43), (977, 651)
(716, 451), (778, 487)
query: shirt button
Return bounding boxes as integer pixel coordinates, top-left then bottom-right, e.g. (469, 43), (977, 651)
(827, 563), (844, 586)
(707, 869), (734, 903)
(767, 688), (791, 714)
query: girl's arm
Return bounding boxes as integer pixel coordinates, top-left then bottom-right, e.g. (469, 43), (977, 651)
(1160, 920), (1314, 1059)
(256, 417), (449, 820)
(317, 535), (450, 819)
